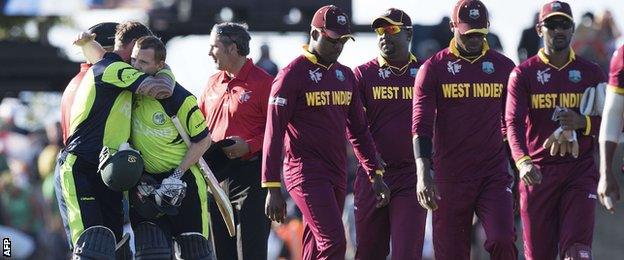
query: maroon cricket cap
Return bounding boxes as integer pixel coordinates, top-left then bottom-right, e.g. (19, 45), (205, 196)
(372, 8), (412, 28)
(311, 5), (354, 40)
(539, 1), (573, 23)
(452, 0), (489, 35)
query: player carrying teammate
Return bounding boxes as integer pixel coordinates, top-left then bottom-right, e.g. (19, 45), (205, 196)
(352, 8), (426, 260)
(506, 1), (606, 259)
(263, 5), (390, 260)
(412, 0), (517, 259)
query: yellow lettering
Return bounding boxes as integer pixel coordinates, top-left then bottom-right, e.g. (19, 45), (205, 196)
(402, 87), (413, 99)
(372, 87), (382, 100)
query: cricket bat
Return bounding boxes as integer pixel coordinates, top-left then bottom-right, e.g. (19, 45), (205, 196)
(171, 116), (236, 237)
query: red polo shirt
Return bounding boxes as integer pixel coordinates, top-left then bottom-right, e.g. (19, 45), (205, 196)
(61, 63), (91, 146)
(199, 58), (273, 158)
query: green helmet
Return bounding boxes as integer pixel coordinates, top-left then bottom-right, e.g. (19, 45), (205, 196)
(99, 145), (144, 191)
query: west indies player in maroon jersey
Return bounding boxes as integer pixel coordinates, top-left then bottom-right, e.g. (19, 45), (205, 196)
(262, 5), (390, 260)
(506, 1), (606, 259)
(352, 8), (426, 260)
(412, 1), (517, 259)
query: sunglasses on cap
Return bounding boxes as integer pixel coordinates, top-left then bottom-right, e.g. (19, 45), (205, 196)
(541, 19), (573, 30)
(374, 25), (412, 36)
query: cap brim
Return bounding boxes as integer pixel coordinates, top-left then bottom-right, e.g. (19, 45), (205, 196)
(372, 16), (403, 28)
(457, 23), (489, 35)
(541, 12), (573, 22)
(324, 29), (355, 41)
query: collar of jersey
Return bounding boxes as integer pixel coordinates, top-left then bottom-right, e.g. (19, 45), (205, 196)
(448, 38), (490, 63)
(220, 58), (253, 83)
(537, 48), (576, 71)
(377, 53), (417, 68)
(302, 45), (333, 70)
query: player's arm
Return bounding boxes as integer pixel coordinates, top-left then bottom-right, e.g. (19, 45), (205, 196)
(412, 59), (439, 211)
(135, 66), (176, 99)
(598, 86), (624, 212)
(352, 66), (369, 109)
(346, 71), (390, 208)
(102, 61), (175, 99)
(506, 68), (542, 185)
(73, 32), (105, 64)
(175, 96), (212, 173)
(262, 69), (298, 223)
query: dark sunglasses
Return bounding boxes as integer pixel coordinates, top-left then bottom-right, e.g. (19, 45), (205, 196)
(317, 28), (350, 45)
(542, 20), (573, 30)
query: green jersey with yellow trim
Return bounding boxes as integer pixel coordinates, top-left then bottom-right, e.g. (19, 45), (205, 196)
(66, 52), (154, 164)
(131, 83), (208, 174)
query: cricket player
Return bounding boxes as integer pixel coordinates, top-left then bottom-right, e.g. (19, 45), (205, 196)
(60, 22), (118, 145)
(412, 1), (517, 259)
(598, 44), (624, 213)
(76, 34), (215, 258)
(506, 1), (606, 259)
(56, 21), (176, 259)
(352, 8), (426, 260)
(262, 5), (390, 260)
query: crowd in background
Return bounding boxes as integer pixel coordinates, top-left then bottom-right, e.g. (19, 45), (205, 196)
(0, 8), (620, 260)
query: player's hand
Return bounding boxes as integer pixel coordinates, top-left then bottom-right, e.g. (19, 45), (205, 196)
(371, 173), (390, 208)
(543, 128), (579, 157)
(557, 109), (586, 130)
(265, 188), (287, 223)
(519, 161), (542, 186)
(598, 172), (620, 214)
(73, 32), (96, 46)
(416, 158), (440, 211)
(222, 136), (250, 159)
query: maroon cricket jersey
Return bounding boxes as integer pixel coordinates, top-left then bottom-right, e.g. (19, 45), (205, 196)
(61, 63), (91, 146)
(506, 49), (606, 166)
(412, 40), (515, 181)
(262, 48), (378, 190)
(354, 54), (421, 174)
(608, 45), (624, 92)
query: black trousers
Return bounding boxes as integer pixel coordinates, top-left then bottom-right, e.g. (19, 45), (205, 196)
(209, 158), (271, 260)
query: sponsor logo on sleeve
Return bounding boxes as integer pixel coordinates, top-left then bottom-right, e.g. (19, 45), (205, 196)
(269, 96), (287, 106)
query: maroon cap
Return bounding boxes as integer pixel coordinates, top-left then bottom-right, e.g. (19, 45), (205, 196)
(372, 8), (412, 28)
(311, 5), (353, 39)
(539, 1), (573, 22)
(452, 0), (489, 35)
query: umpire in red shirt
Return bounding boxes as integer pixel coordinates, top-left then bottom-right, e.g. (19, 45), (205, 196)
(198, 22), (273, 260)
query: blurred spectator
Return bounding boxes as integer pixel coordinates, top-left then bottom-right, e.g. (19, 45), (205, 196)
(487, 32), (504, 52)
(571, 11), (621, 71)
(517, 12), (541, 62)
(596, 10), (621, 70)
(255, 43), (279, 76)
